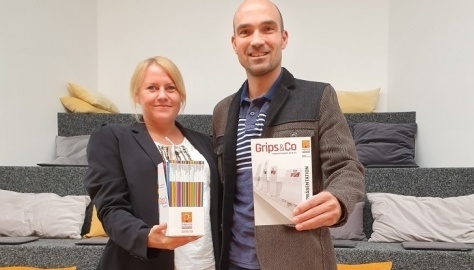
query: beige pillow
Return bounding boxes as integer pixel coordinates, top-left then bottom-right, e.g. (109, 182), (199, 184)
(337, 261), (392, 270)
(84, 205), (107, 238)
(68, 82), (119, 113)
(60, 96), (111, 114)
(336, 88), (380, 113)
(367, 192), (474, 243)
(0, 267), (76, 270)
(0, 189), (90, 239)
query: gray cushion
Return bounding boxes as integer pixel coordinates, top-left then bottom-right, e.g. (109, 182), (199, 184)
(353, 122), (418, 167)
(49, 135), (90, 165)
(330, 201), (366, 240)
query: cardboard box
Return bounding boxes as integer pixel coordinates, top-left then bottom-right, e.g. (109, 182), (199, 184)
(157, 161), (205, 236)
(251, 137), (313, 225)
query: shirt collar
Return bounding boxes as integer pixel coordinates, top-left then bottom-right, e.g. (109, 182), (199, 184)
(240, 69), (283, 103)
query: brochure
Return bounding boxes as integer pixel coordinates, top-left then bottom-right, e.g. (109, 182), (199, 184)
(251, 136), (313, 225)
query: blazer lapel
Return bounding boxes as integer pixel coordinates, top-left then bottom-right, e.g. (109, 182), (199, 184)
(224, 90), (241, 153)
(222, 90), (241, 186)
(131, 122), (161, 166)
(263, 86), (289, 134)
(262, 68), (295, 136)
(177, 122), (212, 165)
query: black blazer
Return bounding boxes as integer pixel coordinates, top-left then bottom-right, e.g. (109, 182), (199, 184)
(84, 121), (221, 270)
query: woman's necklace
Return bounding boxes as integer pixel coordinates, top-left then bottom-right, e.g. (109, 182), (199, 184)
(156, 136), (192, 161)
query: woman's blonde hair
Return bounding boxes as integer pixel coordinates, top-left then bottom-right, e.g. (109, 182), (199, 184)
(130, 56), (187, 121)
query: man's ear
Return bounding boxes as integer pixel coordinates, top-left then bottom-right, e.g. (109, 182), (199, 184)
(281, 30), (289, 50)
(231, 35), (237, 53)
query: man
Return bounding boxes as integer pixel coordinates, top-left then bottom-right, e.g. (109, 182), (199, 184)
(212, 0), (365, 269)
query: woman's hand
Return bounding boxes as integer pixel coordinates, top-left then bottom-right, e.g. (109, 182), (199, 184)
(147, 223), (200, 250)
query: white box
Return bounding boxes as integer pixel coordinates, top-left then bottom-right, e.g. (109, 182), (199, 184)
(157, 161), (204, 236)
(251, 137), (313, 225)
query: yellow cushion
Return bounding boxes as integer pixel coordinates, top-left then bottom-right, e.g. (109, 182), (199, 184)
(337, 261), (392, 270)
(84, 205), (107, 238)
(60, 96), (111, 114)
(336, 88), (380, 113)
(0, 267), (76, 270)
(68, 82), (119, 113)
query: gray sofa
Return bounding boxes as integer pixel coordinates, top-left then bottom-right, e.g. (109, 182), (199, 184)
(0, 112), (473, 270)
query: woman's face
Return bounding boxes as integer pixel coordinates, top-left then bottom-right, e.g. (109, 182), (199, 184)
(135, 64), (181, 125)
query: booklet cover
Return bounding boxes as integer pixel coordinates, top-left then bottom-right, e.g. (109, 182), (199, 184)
(251, 137), (313, 225)
(158, 161), (205, 236)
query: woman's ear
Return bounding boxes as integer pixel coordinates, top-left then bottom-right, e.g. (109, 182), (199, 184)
(134, 90), (140, 104)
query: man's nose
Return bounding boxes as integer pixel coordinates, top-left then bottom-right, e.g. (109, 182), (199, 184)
(250, 31), (264, 47)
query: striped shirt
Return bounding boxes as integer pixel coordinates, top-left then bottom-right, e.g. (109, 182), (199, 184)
(229, 71), (282, 269)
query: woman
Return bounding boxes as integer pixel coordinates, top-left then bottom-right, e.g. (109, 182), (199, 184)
(84, 56), (221, 270)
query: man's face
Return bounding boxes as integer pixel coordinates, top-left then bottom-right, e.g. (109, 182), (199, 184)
(232, 1), (288, 77)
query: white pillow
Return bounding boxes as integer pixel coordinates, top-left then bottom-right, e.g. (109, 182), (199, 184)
(367, 192), (474, 243)
(0, 189), (90, 239)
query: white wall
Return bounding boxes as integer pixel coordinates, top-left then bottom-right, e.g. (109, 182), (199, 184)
(1, 0), (472, 167)
(0, 0), (97, 166)
(389, 0), (474, 167)
(97, 0), (389, 114)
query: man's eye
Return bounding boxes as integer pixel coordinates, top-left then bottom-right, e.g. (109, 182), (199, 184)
(239, 29), (250, 36)
(263, 26), (274, 32)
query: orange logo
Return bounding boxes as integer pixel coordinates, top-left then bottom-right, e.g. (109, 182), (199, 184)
(302, 140), (310, 149)
(181, 212), (192, 223)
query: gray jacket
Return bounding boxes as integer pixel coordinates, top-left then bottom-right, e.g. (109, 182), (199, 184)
(212, 68), (364, 270)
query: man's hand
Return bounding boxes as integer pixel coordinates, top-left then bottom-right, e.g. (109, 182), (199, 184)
(291, 191), (342, 231)
(147, 223), (200, 250)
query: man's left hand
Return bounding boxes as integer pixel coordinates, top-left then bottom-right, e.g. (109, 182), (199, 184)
(291, 191), (342, 231)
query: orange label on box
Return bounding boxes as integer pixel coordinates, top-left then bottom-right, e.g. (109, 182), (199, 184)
(181, 212), (192, 223)
(302, 139), (310, 149)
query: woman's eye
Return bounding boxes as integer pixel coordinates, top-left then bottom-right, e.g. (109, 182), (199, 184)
(166, 85), (176, 92)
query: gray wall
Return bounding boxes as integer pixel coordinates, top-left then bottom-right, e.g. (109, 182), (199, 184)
(0, 0), (472, 167)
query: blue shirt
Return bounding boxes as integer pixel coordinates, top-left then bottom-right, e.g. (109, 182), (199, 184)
(229, 70), (282, 269)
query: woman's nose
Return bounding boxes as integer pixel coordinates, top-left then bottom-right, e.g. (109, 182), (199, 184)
(156, 88), (168, 100)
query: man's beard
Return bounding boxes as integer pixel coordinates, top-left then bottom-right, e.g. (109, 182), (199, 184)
(245, 58), (280, 77)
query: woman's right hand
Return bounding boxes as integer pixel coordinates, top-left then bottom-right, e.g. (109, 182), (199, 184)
(147, 223), (200, 250)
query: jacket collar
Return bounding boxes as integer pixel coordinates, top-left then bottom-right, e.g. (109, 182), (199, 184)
(220, 67), (295, 188)
(130, 121), (208, 166)
(279, 67), (296, 90)
(131, 122), (161, 166)
(264, 68), (295, 131)
(224, 67), (296, 143)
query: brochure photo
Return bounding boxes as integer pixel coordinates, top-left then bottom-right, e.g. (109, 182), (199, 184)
(251, 136), (313, 226)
